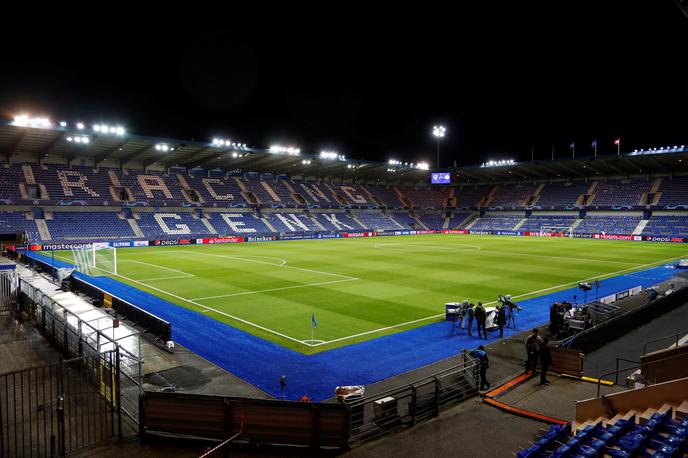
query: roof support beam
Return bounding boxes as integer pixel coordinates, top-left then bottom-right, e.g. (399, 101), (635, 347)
(94, 140), (130, 165)
(4, 129), (27, 161)
(118, 145), (155, 167)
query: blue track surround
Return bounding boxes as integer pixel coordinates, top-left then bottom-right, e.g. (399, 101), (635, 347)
(27, 251), (679, 401)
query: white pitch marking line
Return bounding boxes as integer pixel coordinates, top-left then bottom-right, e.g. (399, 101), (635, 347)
(159, 249), (358, 280)
(191, 278), (359, 301)
(308, 253), (688, 347)
(122, 259), (195, 277)
(137, 275), (195, 282)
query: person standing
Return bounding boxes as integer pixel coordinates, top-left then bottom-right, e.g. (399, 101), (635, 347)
(466, 301), (475, 337)
(475, 302), (487, 339)
(470, 345), (490, 390)
(496, 305), (507, 338)
(525, 328), (542, 375)
(539, 337), (551, 385)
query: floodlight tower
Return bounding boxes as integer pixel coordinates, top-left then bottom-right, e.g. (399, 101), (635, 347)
(432, 125), (446, 168)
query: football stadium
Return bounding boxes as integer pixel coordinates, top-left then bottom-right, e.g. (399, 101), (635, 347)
(2, 5), (688, 458)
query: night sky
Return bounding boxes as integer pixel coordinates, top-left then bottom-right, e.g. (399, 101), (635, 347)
(1, 3), (686, 168)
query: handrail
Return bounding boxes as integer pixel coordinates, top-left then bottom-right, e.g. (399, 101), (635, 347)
(642, 329), (688, 355)
(596, 351), (688, 397)
(613, 357), (640, 385)
(347, 350), (479, 406)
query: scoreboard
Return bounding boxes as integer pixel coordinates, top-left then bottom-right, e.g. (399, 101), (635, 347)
(431, 172), (451, 184)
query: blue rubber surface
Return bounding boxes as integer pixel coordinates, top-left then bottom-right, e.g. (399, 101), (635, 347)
(28, 251), (679, 401)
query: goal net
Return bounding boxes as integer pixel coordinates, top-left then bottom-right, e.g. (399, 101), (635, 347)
(71, 243), (117, 276)
(539, 226), (574, 238)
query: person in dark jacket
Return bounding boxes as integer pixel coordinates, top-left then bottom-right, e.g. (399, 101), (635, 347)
(474, 302), (487, 339)
(470, 345), (490, 390)
(496, 305), (507, 338)
(539, 337), (551, 385)
(525, 328), (542, 375)
(465, 301), (475, 337)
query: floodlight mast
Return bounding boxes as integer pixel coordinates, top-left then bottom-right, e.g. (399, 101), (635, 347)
(432, 125), (446, 168)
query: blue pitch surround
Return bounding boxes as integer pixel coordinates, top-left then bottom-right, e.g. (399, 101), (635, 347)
(28, 251), (679, 401)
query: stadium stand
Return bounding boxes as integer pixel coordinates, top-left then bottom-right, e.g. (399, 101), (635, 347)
(575, 215), (641, 234)
(206, 212), (272, 234)
(589, 178), (652, 207)
(365, 185), (404, 208)
(454, 186), (490, 209)
(0, 211), (41, 241)
(489, 184), (540, 209)
(184, 172), (247, 206)
(534, 181), (590, 209)
(447, 213), (472, 229)
(265, 212), (321, 233)
(116, 169), (187, 205)
(355, 212), (402, 231)
(641, 215), (688, 237)
(657, 176), (688, 207)
(470, 215), (523, 231)
(46, 212), (135, 240)
(135, 212), (213, 237)
(0, 164), (24, 201)
(400, 187), (449, 208)
(417, 212), (446, 230)
(313, 212), (363, 231)
(519, 215), (578, 232)
(389, 212), (420, 229)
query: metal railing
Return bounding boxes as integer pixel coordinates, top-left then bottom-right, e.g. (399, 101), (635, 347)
(14, 277), (143, 424)
(347, 350), (480, 444)
(642, 329), (688, 355)
(0, 351), (122, 457)
(596, 351), (688, 397)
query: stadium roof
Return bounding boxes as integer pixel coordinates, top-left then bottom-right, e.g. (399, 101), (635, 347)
(1, 123), (687, 185)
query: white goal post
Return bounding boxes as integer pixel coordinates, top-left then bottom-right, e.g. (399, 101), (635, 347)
(71, 243), (118, 276)
(539, 226), (574, 238)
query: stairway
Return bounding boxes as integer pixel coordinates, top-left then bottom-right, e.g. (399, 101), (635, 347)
(442, 216), (450, 229)
(386, 214), (405, 229)
(200, 216), (217, 234)
(310, 216), (326, 231)
(35, 219), (52, 241)
(465, 216), (481, 230)
(261, 217), (278, 233)
(632, 219), (649, 236)
(412, 216), (428, 230)
(127, 218), (145, 238)
(512, 218), (527, 231)
(260, 181), (281, 203)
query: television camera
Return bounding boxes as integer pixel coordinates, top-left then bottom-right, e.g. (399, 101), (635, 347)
(498, 294), (522, 328)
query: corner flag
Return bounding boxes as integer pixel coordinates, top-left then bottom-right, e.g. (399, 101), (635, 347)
(311, 313), (317, 328)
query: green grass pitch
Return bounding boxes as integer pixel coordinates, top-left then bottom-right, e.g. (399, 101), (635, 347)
(54, 234), (688, 354)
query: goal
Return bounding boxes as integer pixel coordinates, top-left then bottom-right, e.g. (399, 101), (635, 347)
(71, 243), (118, 276)
(539, 226), (574, 238)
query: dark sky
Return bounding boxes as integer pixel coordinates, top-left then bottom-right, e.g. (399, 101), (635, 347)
(1, 3), (687, 168)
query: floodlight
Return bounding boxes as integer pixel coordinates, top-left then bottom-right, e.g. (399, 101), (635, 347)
(76, 122), (84, 130)
(59, 121), (67, 127)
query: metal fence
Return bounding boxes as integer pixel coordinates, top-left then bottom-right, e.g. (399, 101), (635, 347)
(0, 271), (18, 315)
(14, 278), (142, 425)
(347, 350), (480, 444)
(0, 352), (122, 457)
